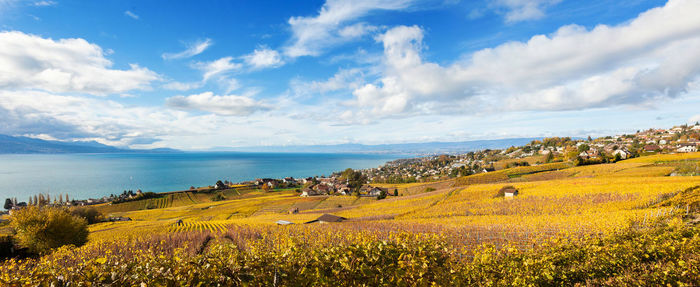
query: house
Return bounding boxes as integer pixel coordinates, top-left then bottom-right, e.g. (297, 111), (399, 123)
(367, 187), (388, 197)
(677, 145), (698, 153)
(644, 145), (661, 152)
(300, 187), (317, 197)
(315, 184), (332, 195)
(692, 125), (700, 131)
(481, 167), (495, 173)
(304, 214), (346, 224)
(276, 220), (294, 225)
(337, 184), (351, 195)
(612, 149), (631, 159)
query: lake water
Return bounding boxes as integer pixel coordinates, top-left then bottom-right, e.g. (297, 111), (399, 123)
(0, 152), (400, 201)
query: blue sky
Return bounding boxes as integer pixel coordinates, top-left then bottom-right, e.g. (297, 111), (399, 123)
(1, 0), (699, 150)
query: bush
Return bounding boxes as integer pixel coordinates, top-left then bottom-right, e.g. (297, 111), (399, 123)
(211, 193), (226, 201)
(9, 206), (88, 254)
(70, 207), (103, 224)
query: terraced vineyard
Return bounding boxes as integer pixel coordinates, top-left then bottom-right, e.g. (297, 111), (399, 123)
(168, 221), (230, 233)
(455, 162), (571, 186)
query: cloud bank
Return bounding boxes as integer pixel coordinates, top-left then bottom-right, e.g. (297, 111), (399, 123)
(347, 0), (700, 121)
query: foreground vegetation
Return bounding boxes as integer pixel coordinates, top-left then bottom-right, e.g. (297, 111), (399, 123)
(1, 219), (697, 286)
(1, 152), (699, 285)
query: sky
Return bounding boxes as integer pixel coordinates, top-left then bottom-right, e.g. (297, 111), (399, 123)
(1, 0), (700, 150)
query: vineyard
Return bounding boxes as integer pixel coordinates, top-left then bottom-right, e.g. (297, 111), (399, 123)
(2, 152), (699, 285)
(168, 221), (229, 233)
(455, 162), (571, 185)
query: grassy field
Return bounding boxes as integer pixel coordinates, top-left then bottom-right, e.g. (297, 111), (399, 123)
(3, 152), (700, 285)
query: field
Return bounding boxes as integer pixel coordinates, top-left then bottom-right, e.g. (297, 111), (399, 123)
(74, 153), (700, 244)
(2, 152), (699, 285)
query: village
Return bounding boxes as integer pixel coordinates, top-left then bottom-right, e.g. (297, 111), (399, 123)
(4, 123), (699, 213)
(359, 123), (700, 183)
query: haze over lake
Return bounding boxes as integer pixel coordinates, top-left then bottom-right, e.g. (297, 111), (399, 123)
(0, 152), (400, 201)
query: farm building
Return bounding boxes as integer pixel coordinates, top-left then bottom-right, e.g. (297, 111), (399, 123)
(304, 214), (346, 224)
(500, 186), (519, 198)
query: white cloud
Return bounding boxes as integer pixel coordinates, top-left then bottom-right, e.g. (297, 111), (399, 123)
(492, 0), (561, 23)
(349, 0), (700, 118)
(0, 31), (159, 95)
(243, 47), (283, 69)
(33, 1), (56, 7)
(284, 0), (417, 58)
(0, 90), (190, 146)
(193, 56), (242, 81)
(165, 91), (270, 116)
(292, 68), (366, 98)
(162, 38), (212, 60)
(124, 10), (139, 20)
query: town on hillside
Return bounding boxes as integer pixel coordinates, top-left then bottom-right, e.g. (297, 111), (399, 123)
(3, 123), (699, 212)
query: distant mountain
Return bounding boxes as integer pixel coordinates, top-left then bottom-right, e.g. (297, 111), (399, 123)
(214, 138), (541, 155)
(0, 134), (179, 154)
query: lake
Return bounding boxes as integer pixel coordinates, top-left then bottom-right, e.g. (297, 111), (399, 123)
(0, 152), (401, 201)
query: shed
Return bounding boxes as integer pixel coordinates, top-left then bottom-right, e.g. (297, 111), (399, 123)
(304, 214), (346, 224)
(276, 220), (294, 225)
(500, 186), (519, 198)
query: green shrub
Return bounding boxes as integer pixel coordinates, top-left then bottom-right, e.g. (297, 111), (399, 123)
(211, 193), (226, 201)
(9, 206), (88, 254)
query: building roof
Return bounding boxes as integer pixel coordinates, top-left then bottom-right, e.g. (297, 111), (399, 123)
(304, 213), (346, 224)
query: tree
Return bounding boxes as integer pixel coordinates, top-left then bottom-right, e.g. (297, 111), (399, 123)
(340, 168), (368, 193)
(577, 144), (590, 153)
(261, 184), (271, 192)
(70, 207), (103, 224)
(394, 189), (399, 196)
(544, 151), (554, 163)
(3, 198), (12, 210)
(564, 146), (580, 162)
(9, 206), (88, 254)
(377, 189), (387, 200)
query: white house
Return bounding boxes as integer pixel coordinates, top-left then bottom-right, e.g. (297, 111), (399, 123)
(677, 145), (698, 153)
(612, 149), (631, 159)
